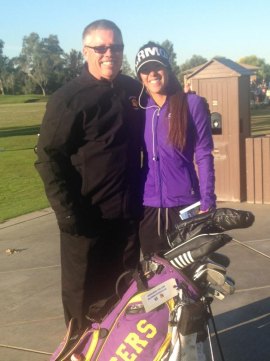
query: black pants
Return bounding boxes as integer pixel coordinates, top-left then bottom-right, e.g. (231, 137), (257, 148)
(139, 206), (184, 256)
(60, 218), (140, 330)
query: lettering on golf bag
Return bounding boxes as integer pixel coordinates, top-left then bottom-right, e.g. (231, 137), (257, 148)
(50, 256), (200, 361)
(109, 319), (157, 360)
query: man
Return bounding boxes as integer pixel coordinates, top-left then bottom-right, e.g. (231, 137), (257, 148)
(35, 19), (143, 332)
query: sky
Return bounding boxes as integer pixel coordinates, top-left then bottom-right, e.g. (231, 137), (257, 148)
(1, 0), (269, 68)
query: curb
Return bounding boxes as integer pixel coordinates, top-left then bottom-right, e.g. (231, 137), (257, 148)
(0, 208), (54, 229)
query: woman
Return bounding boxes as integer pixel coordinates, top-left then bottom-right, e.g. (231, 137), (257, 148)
(135, 42), (216, 256)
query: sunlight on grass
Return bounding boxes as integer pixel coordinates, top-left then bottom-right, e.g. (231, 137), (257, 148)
(0, 102), (46, 128)
(0, 147), (49, 222)
(0, 100), (49, 222)
(0, 94), (48, 105)
(251, 109), (270, 136)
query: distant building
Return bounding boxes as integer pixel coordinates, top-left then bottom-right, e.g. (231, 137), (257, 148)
(237, 63), (259, 83)
(182, 58), (258, 90)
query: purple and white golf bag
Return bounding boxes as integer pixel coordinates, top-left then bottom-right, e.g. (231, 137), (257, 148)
(50, 208), (254, 361)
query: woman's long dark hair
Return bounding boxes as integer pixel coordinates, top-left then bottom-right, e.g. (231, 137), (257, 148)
(166, 72), (188, 151)
(136, 41), (188, 150)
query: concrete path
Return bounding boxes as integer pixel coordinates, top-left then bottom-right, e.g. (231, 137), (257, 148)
(0, 202), (269, 361)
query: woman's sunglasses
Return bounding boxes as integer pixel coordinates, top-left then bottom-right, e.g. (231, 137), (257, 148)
(140, 63), (166, 74)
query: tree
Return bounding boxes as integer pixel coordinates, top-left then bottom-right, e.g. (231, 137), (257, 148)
(0, 40), (8, 94)
(2, 61), (16, 94)
(0, 41), (18, 95)
(180, 55), (208, 72)
(18, 33), (64, 95)
(63, 49), (84, 82)
(161, 40), (180, 78)
(179, 55), (208, 85)
(121, 55), (135, 78)
(239, 55), (270, 83)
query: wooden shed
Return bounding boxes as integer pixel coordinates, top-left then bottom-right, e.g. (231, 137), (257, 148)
(187, 57), (252, 202)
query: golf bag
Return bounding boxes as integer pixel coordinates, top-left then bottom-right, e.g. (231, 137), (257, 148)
(50, 208), (254, 361)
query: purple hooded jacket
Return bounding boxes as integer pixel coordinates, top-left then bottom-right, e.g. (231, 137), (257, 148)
(142, 92), (216, 211)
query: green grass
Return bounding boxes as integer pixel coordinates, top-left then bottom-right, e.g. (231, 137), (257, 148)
(0, 98), (49, 222)
(250, 105), (270, 136)
(0, 95), (270, 223)
(0, 94), (48, 105)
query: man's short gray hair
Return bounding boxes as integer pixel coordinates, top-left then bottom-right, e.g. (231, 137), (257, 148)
(82, 19), (123, 43)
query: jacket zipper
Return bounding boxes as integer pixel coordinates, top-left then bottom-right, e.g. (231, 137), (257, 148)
(151, 108), (159, 162)
(152, 108), (163, 207)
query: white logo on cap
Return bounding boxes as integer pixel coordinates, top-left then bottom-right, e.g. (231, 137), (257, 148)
(135, 47), (169, 67)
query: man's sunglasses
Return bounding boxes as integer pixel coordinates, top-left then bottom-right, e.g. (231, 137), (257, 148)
(84, 44), (124, 54)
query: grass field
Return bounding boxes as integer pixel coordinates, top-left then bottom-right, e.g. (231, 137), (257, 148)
(0, 94), (49, 105)
(0, 96), (270, 223)
(250, 106), (270, 136)
(0, 96), (49, 222)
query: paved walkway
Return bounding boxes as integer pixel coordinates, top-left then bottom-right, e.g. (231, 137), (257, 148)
(0, 202), (270, 361)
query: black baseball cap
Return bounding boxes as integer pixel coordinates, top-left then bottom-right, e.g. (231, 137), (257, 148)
(135, 42), (171, 76)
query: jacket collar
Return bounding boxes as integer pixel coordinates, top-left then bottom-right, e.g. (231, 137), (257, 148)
(81, 62), (122, 87)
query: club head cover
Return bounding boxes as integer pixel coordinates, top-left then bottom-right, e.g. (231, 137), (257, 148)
(208, 252), (230, 268)
(163, 233), (232, 270)
(182, 252), (230, 280)
(167, 208), (255, 248)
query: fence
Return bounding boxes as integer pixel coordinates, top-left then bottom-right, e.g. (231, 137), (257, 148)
(246, 136), (270, 204)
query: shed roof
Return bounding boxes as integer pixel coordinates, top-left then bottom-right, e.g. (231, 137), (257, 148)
(238, 63), (260, 72)
(186, 57), (253, 79)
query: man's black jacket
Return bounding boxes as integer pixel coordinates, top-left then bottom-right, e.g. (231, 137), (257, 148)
(35, 66), (144, 233)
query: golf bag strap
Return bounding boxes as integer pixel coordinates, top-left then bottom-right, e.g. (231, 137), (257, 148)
(115, 267), (148, 299)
